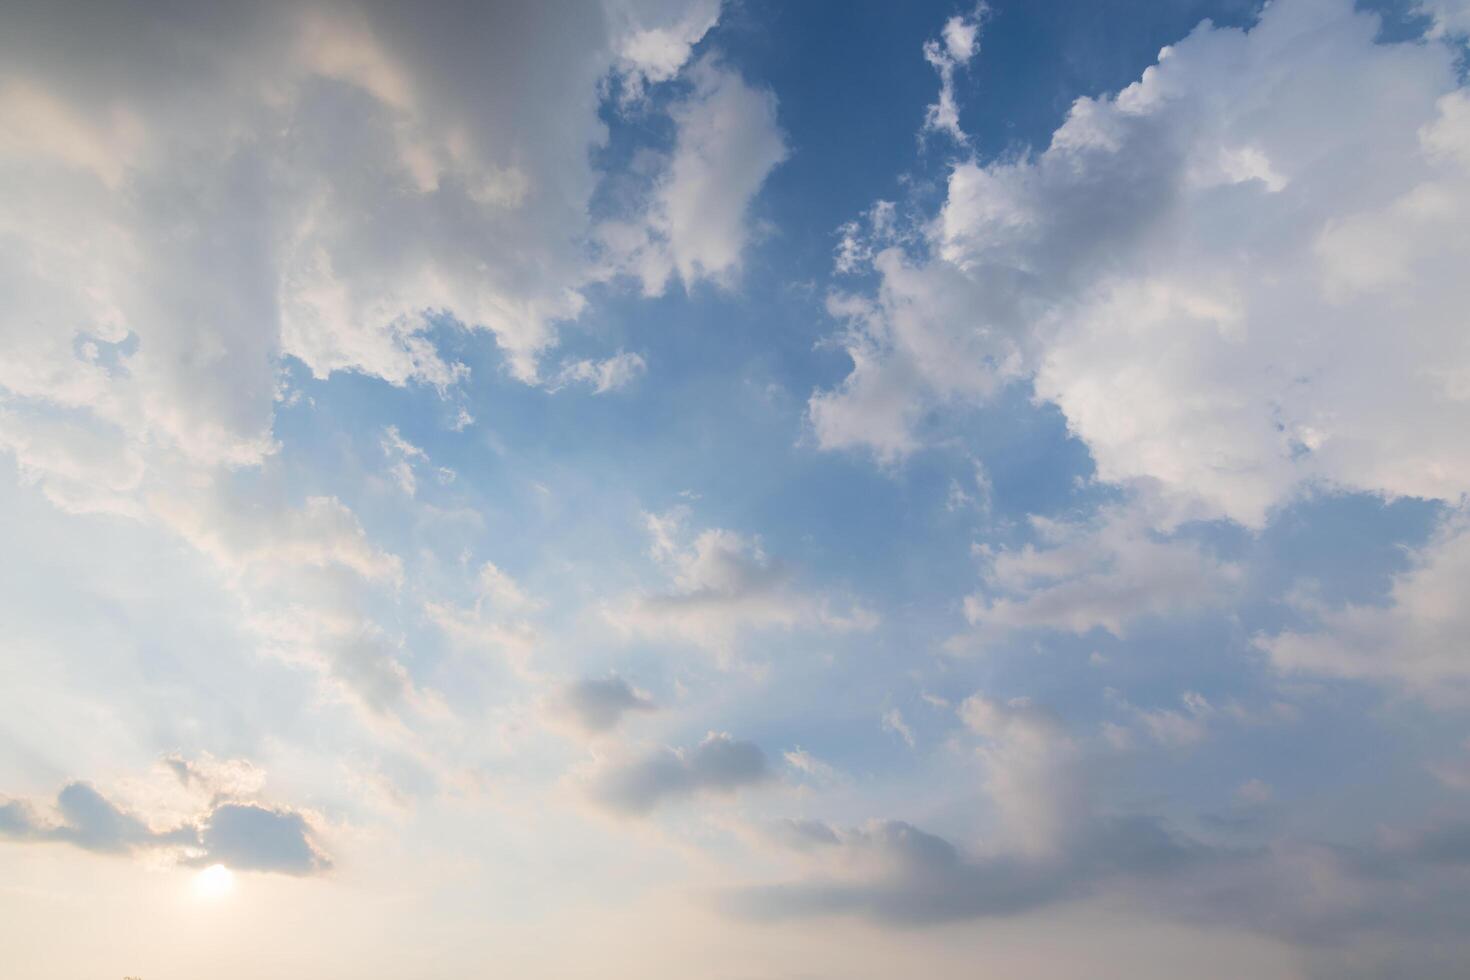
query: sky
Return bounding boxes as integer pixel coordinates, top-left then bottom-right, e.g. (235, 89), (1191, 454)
(2, 0), (1470, 977)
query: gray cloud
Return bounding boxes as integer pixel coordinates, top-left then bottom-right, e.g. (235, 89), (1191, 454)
(728, 814), (1209, 927)
(0, 778), (328, 875)
(557, 676), (657, 734)
(0, 782), (198, 854)
(193, 803), (330, 875)
(728, 809), (1470, 979)
(591, 733), (770, 814)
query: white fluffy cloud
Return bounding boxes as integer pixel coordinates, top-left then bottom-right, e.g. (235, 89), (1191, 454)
(597, 57), (788, 294)
(608, 0), (724, 100)
(813, 0), (1470, 529)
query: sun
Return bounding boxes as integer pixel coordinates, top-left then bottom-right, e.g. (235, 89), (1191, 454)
(192, 863), (235, 900)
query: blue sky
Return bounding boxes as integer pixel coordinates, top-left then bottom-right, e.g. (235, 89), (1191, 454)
(3, 1), (1470, 977)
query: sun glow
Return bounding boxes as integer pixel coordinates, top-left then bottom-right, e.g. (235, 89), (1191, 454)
(193, 864), (235, 900)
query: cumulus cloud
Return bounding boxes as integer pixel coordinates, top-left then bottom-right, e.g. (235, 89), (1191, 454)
(0, 782), (197, 855)
(605, 507), (876, 660)
(0, 0), (754, 733)
(812, 0), (1470, 529)
(0, 0), (730, 585)
(554, 676), (657, 734)
(588, 732), (770, 814)
(0, 767), (328, 875)
(195, 803), (330, 875)
(597, 57), (788, 294)
(608, 0), (724, 101)
(0, 1), (630, 479)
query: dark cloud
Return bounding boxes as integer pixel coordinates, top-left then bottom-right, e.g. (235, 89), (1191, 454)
(557, 676), (656, 734)
(0, 777), (328, 875)
(727, 809), (1470, 977)
(0, 782), (199, 853)
(728, 814), (1210, 927)
(194, 803), (329, 875)
(591, 733), (770, 814)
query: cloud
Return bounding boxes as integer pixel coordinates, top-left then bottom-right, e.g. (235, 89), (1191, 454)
(608, 0), (724, 101)
(1420, 0), (1470, 37)
(881, 709), (916, 748)
(0, 2), (600, 471)
(148, 488), (436, 718)
(782, 748), (843, 786)
(162, 492), (404, 588)
(195, 803), (329, 875)
(811, 0), (1470, 529)
(0, 0), (726, 528)
(380, 425), (453, 496)
(0, 768), (328, 875)
(726, 813), (1206, 927)
(922, 6), (986, 142)
(724, 692), (1470, 975)
(959, 502), (1238, 641)
(834, 200), (900, 276)
(588, 732), (770, 814)
(0, 782), (197, 854)
(606, 507), (876, 660)
(424, 560), (542, 672)
(729, 806), (1470, 976)
(1259, 508), (1470, 699)
(958, 692), (1085, 855)
(597, 57), (788, 294)
(552, 350), (648, 394)
(555, 676), (657, 734)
